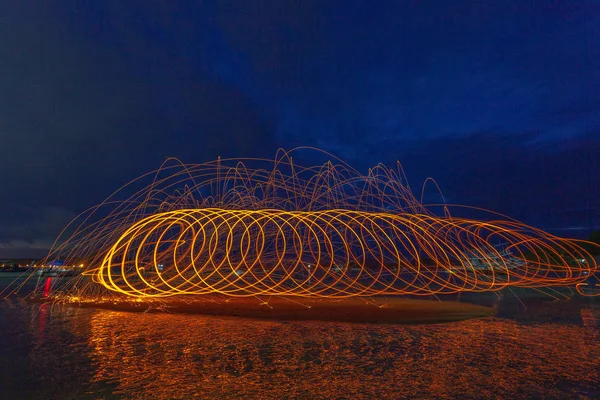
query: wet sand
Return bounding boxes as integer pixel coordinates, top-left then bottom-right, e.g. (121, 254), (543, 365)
(33, 295), (495, 324)
(5, 272), (494, 323)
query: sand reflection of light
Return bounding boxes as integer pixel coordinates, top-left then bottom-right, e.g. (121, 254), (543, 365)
(84, 310), (600, 399)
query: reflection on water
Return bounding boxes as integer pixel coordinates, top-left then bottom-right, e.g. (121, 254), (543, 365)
(0, 297), (598, 399)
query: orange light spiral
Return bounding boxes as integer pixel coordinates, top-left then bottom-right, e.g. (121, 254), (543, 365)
(95, 208), (596, 298)
(39, 148), (599, 299)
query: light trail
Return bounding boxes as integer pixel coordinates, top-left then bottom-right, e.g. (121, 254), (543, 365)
(93, 208), (596, 298)
(23, 147), (599, 299)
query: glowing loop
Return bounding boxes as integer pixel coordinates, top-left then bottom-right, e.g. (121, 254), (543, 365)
(95, 208), (596, 298)
(38, 149), (599, 300)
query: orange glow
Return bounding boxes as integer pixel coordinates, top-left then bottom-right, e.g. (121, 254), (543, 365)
(36, 307), (595, 399)
(33, 148), (599, 299)
(93, 208), (596, 298)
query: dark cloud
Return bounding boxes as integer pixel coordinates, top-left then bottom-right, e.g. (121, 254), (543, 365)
(1, 1), (275, 256)
(1, 1), (598, 256)
(396, 132), (600, 232)
(0, 206), (75, 258)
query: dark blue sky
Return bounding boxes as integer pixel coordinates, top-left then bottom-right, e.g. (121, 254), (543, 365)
(1, 1), (599, 257)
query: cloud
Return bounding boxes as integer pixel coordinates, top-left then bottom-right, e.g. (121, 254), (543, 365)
(0, 206), (76, 258)
(394, 132), (600, 233)
(213, 1), (600, 148)
(0, 1), (277, 247)
(1, 0), (598, 252)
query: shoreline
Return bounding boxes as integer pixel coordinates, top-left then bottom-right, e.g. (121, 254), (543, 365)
(29, 295), (496, 324)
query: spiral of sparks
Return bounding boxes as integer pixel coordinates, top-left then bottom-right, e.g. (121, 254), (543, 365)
(39, 148), (598, 299)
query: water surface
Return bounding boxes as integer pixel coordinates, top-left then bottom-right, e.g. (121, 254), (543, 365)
(0, 277), (598, 399)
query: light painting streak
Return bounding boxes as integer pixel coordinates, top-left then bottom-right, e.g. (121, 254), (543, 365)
(28, 148), (599, 299)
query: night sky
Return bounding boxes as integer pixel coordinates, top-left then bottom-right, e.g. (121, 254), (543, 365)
(2, 1), (599, 258)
